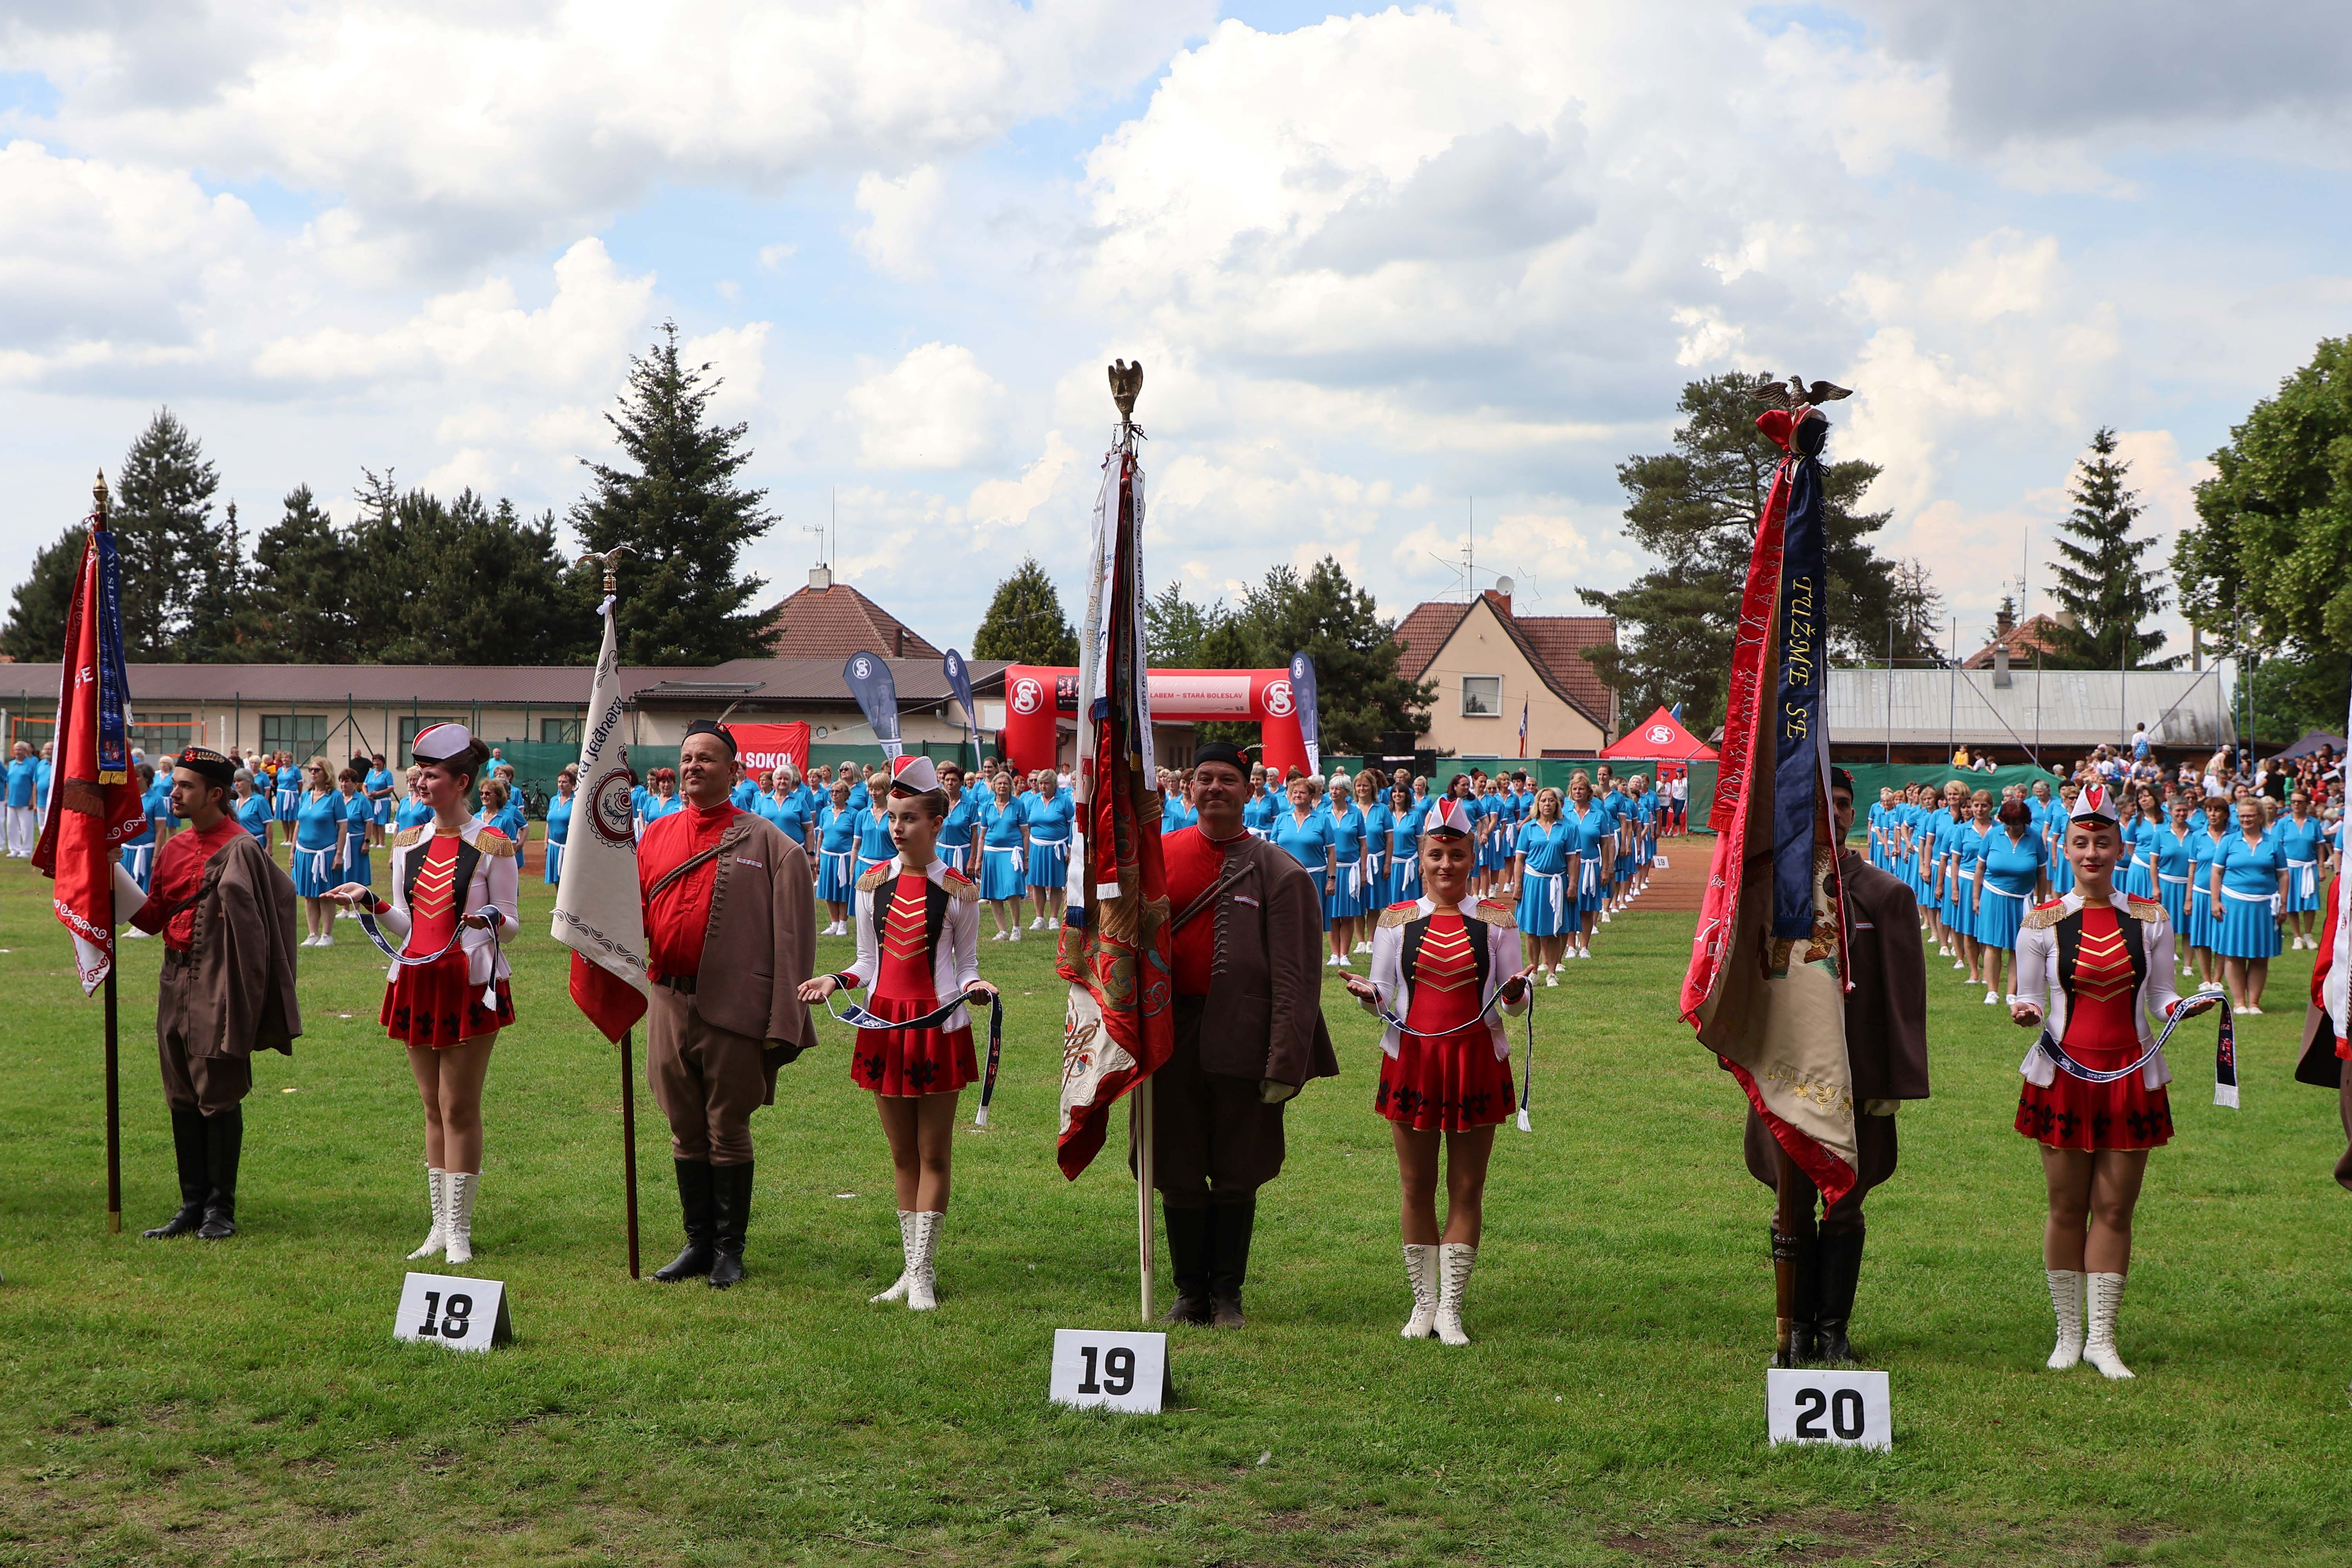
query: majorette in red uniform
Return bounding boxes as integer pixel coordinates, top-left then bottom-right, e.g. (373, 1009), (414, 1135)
(343, 723), (518, 1266)
(804, 756), (993, 1310)
(1350, 797), (1532, 1346)
(2009, 780), (2218, 1379)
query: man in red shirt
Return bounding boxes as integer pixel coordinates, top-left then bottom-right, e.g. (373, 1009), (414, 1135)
(110, 747), (301, 1240)
(639, 720), (817, 1289)
(1148, 741), (1337, 1327)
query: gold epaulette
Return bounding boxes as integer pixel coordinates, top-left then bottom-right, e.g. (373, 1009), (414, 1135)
(473, 825), (517, 857)
(857, 864), (893, 892)
(2127, 895), (2165, 924)
(942, 868), (978, 901)
(1378, 902), (1418, 929)
(2023, 898), (2069, 930)
(391, 825), (427, 850)
(1472, 898), (1517, 929)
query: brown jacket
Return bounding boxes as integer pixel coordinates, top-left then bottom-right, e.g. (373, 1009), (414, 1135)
(1838, 850), (1929, 1101)
(1185, 835), (1338, 1087)
(675, 811), (818, 1056)
(170, 833), (302, 1060)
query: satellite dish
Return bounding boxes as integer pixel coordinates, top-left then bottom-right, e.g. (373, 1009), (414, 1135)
(1494, 575), (1516, 597)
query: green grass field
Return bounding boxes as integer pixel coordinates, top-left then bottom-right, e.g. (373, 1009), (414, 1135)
(3, 849), (2350, 1566)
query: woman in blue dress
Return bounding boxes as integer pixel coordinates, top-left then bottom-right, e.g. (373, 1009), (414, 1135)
(336, 767), (375, 928)
(1361, 776), (1396, 909)
(1971, 797), (2047, 1005)
(395, 767), (434, 832)
(2277, 790), (2327, 949)
(2185, 796), (2231, 987)
(2045, 782), (2078, 898)
(2122, 790), (2164, 900)
(1269, 774), (1338, 960)
(118, 762), (159, 915)
(1323, 773), (1369, 967)
(544, 764), (576, 887)
(365, 754), (397, 844)
(2151, 795), (2196, 966)
(2210, 795), (2287, 1014)
(289, 757), (346, 946)
(977, 769), (1031, 940)
(1022, 771), (1074, 931)
(1514, 787), (1578, 984)
(935, 763), (980, 875)
(856, 781), (897, 884)
(1951, 790), (1996, 984)
(848, 765), (872, 812)
(817, 779), (861, 935)
(1562, 772), (1612, 958)
(1385, 783), (1419, 908)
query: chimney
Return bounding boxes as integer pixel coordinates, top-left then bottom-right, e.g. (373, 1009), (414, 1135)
(893, 626), (906, 658)
(1484, 587), (1512, 620)
(2190, 624), (2203, 672)
(1993, 641), (2012, 689)
(809, 564), (833, 591)
(1996, 603), (2015, 634)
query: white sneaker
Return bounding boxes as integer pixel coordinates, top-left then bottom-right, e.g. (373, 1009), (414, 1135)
(1008, 927), (1022, 942)
(989, 929), (1006, 942)
(1354, 940), (1372, 954)
(1545, 973), (1558, 987)
(316, 934), (332, 948)
(1982, 990), (2000, 1005)
(1030, 916), (1045, 930)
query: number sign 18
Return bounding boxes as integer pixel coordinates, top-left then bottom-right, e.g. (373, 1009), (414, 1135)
(1766, 1368), (1889, 1451)
(1048, 1329), (1168, 1414)
(394, 1271), (513, 1353)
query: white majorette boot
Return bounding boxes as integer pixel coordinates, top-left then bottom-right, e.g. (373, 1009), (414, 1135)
(2045, 1268), (2084, 1370)
(443, 1171), (479, 1266)
(1433, 1242), (1477, 1346)
(871, 1210), (916, 1303)
(1401, 1244), (1439, 1339)
(907, 1211), (943, 1310)
(2084, 1271), (2134, 1379)
(407, 1167), (448, 1260)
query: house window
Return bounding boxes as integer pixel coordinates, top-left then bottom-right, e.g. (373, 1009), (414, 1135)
(135, 711), (193, 754)
(399, 716), (465, 752)
(1460, 676), (1502, 717)
(262, 714), (328, 756)
(541, 718), (582, 746)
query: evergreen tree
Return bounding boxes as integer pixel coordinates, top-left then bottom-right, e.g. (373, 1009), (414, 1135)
(1223, 557), (1433, 755)
(112, 408), (224, 659)
(1145, 580), (1222, 667)
(240, 485), (358, 662)
(2045, 427), (2177, 670)
(570, 322), (775, 665)
(972, 556), (1080, 666)
(351, 481), (594, 666)
(1579, 373), (1930, 733)
(183, 499), (246, 661)
(0, 524), (87, 662)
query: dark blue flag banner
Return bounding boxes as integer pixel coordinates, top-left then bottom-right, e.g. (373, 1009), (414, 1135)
(942, 648), (979, 759)
(1289, 650), (1320, 779)
(1769, 412), (1831, 940)
(842, 650), (903, 759)
(93, 525), (131, 784)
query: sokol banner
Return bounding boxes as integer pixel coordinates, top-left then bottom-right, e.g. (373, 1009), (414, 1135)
(729, 722), (810, 775)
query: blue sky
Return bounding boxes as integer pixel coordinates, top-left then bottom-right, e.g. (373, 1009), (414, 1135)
(0, 0), (2346, 663)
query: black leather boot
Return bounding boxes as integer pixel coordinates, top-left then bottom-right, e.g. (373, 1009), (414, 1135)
(1160, 1202), (1211, 1325)
(1771, 1225), (1819, 1366)
(1207, 1196), (1256, 1328)
(654, 1159), (716, 1281)
(708, 1162), (753, 1289)
(1814, 1229), (1865, 1365)
(143, 1108), (209, 1239)
(196, 1107), (242, 1240)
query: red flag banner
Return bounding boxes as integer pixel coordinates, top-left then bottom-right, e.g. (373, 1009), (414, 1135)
(730, 722), (809, 777)
(34, 510), (143, 993)
(1055, 446), (1174, 1179)
(1680, 410), (1858, 1208)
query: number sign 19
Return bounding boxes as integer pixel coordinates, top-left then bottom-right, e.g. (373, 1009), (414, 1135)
(1766, 1368), (1889, 1451)
(1049, 1329), (1168, 1414)
(394, 1271), (513, 1352)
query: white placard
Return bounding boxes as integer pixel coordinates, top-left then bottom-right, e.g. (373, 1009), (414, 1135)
(1048, 1329), (1167, 1414)
(394, 1271), (512, 1352)
(1767, 1367), (1889, 1450)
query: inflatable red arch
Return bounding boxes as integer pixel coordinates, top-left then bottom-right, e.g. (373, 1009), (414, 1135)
(1000, 664), (1310, 778)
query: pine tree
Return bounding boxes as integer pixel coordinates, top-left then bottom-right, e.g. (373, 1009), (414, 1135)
(241, 485), (358, 662)
(2045, 427), (2178, 670)
(570, 322), (775, 665)
(972, 557), (1080, 666)
(1223, 557), (1433, 753)
(184, 499), (246, 661)
(0, 524), (88, 662)
(112, 408), (223, 659)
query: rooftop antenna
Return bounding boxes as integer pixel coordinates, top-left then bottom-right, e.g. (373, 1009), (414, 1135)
(802, 523), (826, 566)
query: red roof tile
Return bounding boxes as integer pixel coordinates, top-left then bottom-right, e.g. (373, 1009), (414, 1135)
(760, 582), (940, 662)
(1393, 601), (1470, 681)
(1962, 613), (2063, 669)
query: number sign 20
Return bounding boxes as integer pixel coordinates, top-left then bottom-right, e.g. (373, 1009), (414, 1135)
(1766, 1368), (1889, 1451)
(1049, 1330), (1168, 1414)
(394, 1271), (514, 1353)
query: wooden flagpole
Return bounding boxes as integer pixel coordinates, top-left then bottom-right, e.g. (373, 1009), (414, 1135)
(1134, 1078), (1154, 1323)
(621, 1026), (640, 1278)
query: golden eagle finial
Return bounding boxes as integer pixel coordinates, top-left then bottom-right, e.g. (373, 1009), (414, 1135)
(1108, 359), (1144, 421)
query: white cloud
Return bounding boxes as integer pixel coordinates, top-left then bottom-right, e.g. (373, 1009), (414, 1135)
(967, 430), (1078, 529)
(844, 342), (1009, 470)
(757, 242), (797, 269)
(852, 165), (945, 280)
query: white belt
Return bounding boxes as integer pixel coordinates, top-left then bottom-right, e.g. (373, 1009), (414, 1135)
(2289, 858), (2317, 897)
(1342, 861), (1361, 899)
(123, 842), (153, 878)
(939, 843), (967, 871)
(822, 849), (855, 878)
(1367, 850), (1384, 877)
(1396, 855), (1420, 892)
(302, 844), (337, 883)
(546, 841), (564, 877)
(1982, 884), (2029, 901)
(1579, 860), (1598, 895)
(1526, 869), (1564, 924)
(2220, 885), (2275, 902)
(985, 844), (1025, 875)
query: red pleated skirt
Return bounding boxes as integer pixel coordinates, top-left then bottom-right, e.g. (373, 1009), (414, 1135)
(1374, 1023), (1516, 1132)
(849, 993), (977, 1097)
(381, 951), (515, 1049)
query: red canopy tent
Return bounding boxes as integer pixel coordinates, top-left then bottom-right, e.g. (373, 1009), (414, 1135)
(1601, 706), (1717, 766)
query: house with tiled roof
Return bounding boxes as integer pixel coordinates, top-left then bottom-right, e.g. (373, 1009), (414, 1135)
(1392, 589), (1616, 755)
(760, 566), (942, 661)
(1961, 606), (2064, 670)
